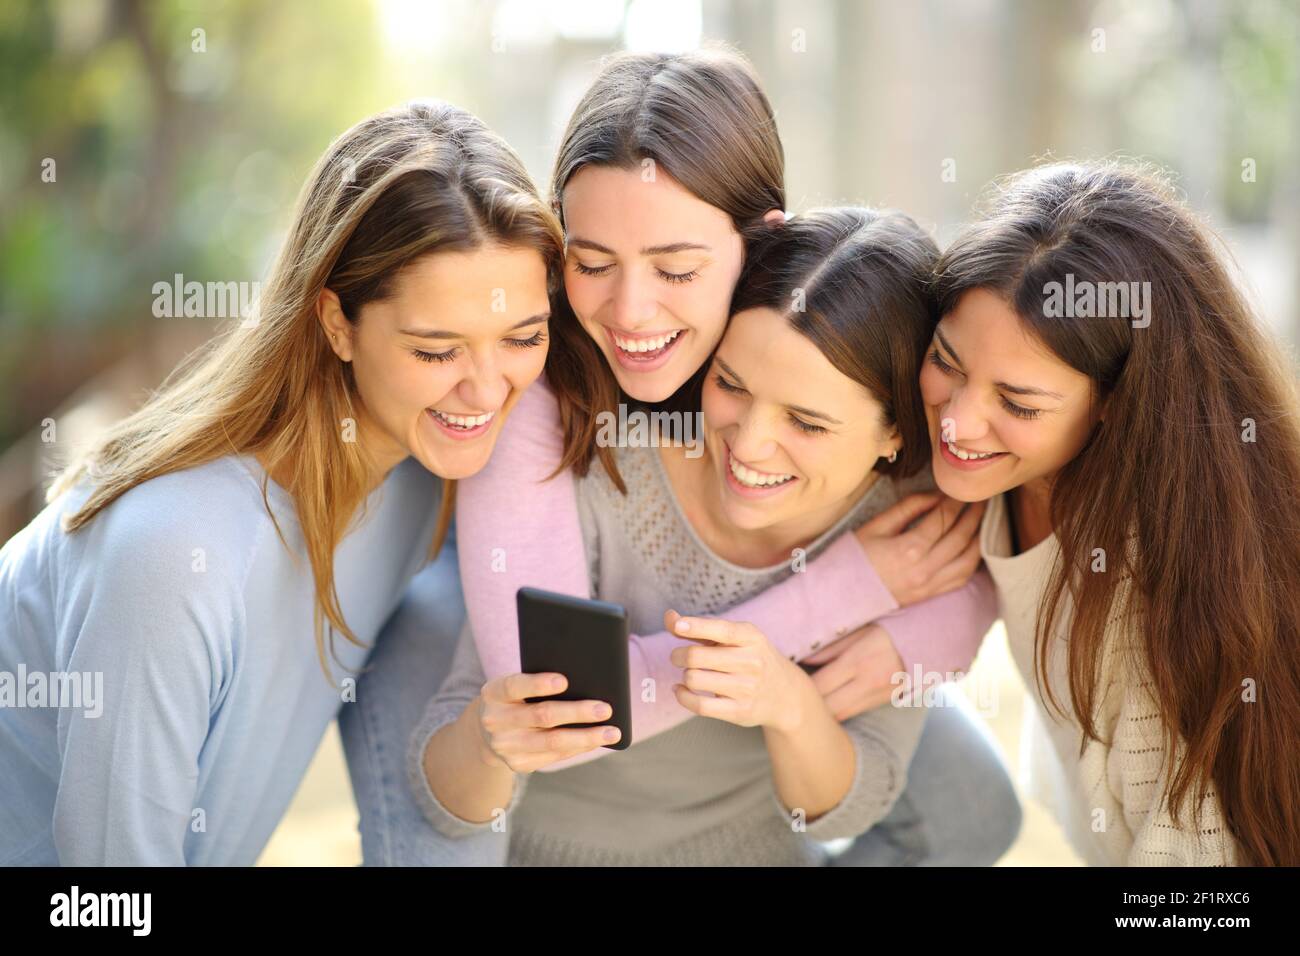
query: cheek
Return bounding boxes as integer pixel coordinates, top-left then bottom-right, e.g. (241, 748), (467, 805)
(701, 387), (738, 433)
(919, 364), (950, 407)
(564, 273), (603, 324)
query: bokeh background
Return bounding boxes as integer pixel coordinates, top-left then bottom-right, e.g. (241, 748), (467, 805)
(2, 0), (1297, 866)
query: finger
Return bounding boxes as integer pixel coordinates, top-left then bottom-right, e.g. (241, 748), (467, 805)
(666, 612), (752, 647)
(681, 667), (757, 699)
(858, 492), (942, 537)
(920, 500), (986, 571)
(926, 536), (983, 595)
(521, 725), (621, 755)
(669, 644), (758, 674)
(488, 672), (567, 704)
(521, 698), (613, 731)
(823, 680), (897, 722)
(809, 654), (858, 698)
(673, 683), (744, 722)
(906, 495), (966, 547)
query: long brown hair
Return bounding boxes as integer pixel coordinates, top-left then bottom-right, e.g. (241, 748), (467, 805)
(546, 46), (786, 491)
(50, 101), (564, 680)
(730, 207), (939, 479)
(932, 159), (1300, 865)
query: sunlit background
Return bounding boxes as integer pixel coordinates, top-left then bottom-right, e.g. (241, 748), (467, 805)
(3, 0), (1297, 866)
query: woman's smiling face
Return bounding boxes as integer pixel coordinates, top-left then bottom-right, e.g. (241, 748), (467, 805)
(919, 287), (1100, 502)
(561, 164), (746, 403)
(701, 306), (901, 534)
(325, 244), (552, 481)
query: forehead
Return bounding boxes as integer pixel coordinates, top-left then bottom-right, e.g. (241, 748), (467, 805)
(719, 307), (882, 416)
(561, 165), (734, 241)
(941, 288), (1086, 385)
(375, 245), (550, 326)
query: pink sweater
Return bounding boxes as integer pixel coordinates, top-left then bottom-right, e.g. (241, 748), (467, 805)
(456, 377), (997, 768)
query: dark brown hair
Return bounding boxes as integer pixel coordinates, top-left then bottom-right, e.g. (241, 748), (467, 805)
(730, 207), (939, 478)
(545, 46), (786, 491)
(932, 159), (1300, 865)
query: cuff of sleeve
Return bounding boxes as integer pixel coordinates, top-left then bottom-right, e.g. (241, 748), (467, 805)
(872, 569), (998, 679)
(405, 700), (526, 839)
(770, 724), (905, 843)
(795, 533), (899, 658)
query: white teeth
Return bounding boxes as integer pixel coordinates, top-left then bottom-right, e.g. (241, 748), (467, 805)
(946, 440), (1000, 461)
(613, 329), (682, 353)
(728, 453), (794, 488)
(431, 409), (496, 430)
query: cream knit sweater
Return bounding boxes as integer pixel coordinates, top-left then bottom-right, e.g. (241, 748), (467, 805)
(980, 492), (1237, 866)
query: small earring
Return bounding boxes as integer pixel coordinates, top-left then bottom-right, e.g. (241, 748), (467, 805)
(888, 449), (898, 463)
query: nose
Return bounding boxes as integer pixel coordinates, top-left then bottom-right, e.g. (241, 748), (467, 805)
(457, 350), (510, 413)
(938, 384), (991, 445)
(609, 270), (658, 328)
(729, 405), (780, 465)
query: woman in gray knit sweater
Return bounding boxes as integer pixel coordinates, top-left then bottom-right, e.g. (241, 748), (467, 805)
(410, 208), (1001, 865)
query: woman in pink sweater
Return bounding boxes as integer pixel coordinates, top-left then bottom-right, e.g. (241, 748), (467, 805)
(340, 49), (1017, 865)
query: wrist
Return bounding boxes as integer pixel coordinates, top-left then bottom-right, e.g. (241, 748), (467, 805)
(767, 665), (827, 736)
(466, 697), (506, 769)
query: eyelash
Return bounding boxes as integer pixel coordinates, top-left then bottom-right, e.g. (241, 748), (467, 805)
(411, 330), (546, 364)
(926, 347), (1042, 421)
(572, 262), (699, 284)
(712, 374), (828, 435)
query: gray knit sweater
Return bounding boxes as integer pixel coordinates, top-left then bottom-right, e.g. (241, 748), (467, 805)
(408, 443), (932, 865)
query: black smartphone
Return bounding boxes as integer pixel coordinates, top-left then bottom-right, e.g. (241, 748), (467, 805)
(516, 586), (632, 750)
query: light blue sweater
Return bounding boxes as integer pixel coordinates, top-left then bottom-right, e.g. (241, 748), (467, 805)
(0, 453), (441, 865)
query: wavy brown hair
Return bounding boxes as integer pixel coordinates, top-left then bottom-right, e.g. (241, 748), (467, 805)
(546, 46), (785, 491)
(50, 102), (564, 681)
(932, 159), (1300, 865)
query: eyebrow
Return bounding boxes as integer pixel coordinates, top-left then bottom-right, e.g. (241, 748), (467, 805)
(398, 313), (549, 340)
(934, 325), (1065, 401)
(715, 357), (844, 425)
(568, 237), (711, 256)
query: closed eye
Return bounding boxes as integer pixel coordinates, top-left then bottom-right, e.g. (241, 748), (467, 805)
(505, 330), (546, 349)
(573, 261), (613, 277)
(930, 347), (1042, 420)
(714, 373), (748, 395)
(789, 416), (827, 435)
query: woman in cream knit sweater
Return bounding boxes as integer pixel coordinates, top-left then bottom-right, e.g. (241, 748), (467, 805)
(897, 160), (1299, 865)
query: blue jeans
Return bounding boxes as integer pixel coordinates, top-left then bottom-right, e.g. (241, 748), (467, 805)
(339, 547), (1022, 866)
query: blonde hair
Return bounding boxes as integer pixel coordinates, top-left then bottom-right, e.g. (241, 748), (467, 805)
(49, 101), (564, 681)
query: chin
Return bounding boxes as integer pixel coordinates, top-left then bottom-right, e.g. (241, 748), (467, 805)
(931, 461), (1003, 503)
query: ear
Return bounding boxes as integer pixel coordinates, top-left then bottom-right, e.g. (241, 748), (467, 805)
(317, 288), (354, 362)
(762, 208), (786, 225)
(881, 423), (903, 463)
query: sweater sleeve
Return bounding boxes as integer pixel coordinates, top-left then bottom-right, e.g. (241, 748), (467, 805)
(775, 695), (931, 843)
(457, 377), (915, 770)
(52, 514), (236, 866)
(872, 566), (999, 680)
(406, 619), (529, 839)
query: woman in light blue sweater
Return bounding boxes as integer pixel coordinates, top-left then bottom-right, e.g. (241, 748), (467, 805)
(0, 101), (563, 865)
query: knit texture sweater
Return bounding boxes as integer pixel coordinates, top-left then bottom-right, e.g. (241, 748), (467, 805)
(408, 443), (941, 865)
(981, 491), (1237, 865)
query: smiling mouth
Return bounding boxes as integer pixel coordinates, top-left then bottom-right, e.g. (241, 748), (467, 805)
(608, 328), (685, 361)
(429, 409), (496, 430)
(727, 449), (797, 489)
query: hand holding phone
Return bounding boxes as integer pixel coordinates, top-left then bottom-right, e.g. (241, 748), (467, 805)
(516, 587), (632, 751)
